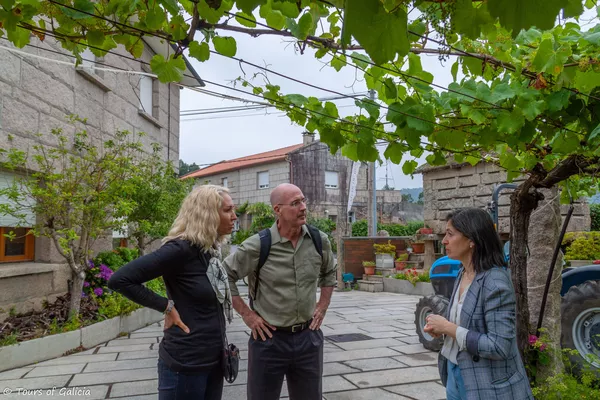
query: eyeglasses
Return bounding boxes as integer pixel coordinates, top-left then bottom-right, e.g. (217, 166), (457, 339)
(278, 198), (308, 208)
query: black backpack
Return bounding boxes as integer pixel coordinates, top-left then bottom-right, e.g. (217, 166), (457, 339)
(249, 225), (323, 308)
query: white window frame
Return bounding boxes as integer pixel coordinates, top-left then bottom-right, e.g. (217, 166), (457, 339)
(80, 48), (95, 73)
(348, 211), (356, 223)
(325, 170), (339, 189)
(258, 171), (269, 189)
(139, 75), (154, 116)
(221, 177), (228, 188)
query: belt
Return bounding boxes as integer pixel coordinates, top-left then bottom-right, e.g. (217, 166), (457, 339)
(276, 319), (313, 333)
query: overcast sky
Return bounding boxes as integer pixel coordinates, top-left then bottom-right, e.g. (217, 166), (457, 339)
(178, 8), (598, 190)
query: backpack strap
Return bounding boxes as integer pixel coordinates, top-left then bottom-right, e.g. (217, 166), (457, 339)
(250, 229), (271, 308)
(306, 224), (324, 259)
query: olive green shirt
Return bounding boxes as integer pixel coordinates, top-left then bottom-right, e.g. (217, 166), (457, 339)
(223, 223), (337, 327)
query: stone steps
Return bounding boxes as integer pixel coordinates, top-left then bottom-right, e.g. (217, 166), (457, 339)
(357, 280), (383, 292)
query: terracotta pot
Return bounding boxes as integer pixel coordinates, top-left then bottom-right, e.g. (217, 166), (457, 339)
(364, 266), (376, 275)
(395, 261), (407, 270)
(412, 242), (425, 253)
(419, 228), (433, 234)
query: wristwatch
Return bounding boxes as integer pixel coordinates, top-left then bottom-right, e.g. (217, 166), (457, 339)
(164, 299), (175, 314)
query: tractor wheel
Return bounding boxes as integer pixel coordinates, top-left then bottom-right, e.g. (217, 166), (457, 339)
(561, 280), (600, 376)
(415, 295), (449, 351)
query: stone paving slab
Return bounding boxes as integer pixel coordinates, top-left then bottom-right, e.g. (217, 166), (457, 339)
(0, 291), (444, 400)
(324, 388), (411, 400)
(110, 379), (158, 398)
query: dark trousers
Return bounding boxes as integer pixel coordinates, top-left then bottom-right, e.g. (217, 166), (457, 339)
(247, 328), (324, 400)
(158, 358), (223, 400)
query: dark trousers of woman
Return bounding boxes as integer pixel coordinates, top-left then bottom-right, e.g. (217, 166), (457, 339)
(247, 328), (324, 400)
(158, 358), (223, 400)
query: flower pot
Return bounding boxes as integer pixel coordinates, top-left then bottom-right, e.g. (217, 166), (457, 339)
(412, 242), (425, 254)
(395, 261), (407, 270)
(419, 228), (433, 235)
(364, 266), (376, 275)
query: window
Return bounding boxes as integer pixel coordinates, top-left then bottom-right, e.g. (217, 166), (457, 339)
(325, 171), (339, 189)
(258, 171), (269, 189)
(348, 211), (356, 223)
(0, 227), (35, 262)
(80, 48), (95, 73)
(222, 177), (228, 188)
(139, 75), (155, 116)
(112, 238), (128, 249)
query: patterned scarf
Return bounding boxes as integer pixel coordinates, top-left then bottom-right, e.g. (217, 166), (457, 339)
(207, 245), (233, 323)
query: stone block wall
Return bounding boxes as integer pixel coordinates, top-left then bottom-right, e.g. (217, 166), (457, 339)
(0, 37), (184, 319)
(421, 162), (590, 236)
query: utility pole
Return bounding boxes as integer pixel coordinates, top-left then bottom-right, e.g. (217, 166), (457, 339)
(368, 89), (377, 236)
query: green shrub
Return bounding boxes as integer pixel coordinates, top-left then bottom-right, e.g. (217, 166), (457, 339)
(0, 333), (18, 347)
(94, 250), (126, 271)
(307, 215), (337, 253)
(97, 293), (142, 319)
(562, 232), (600, 260)
(532, 372), (600, 399)
(147, 277), (167, 297)
(114, 247), (139, 263)
(232, 229), (252, 245)
(352, 220), (424, 237)
(591, 204), (600, 231)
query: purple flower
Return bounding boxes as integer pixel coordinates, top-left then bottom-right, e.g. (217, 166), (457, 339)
(528, 335), (538, 346)
(93, 288), (104, 296)
(88, 260), (94, 269)
(81, 292), (87, 298)
(83, 281), (90, 288)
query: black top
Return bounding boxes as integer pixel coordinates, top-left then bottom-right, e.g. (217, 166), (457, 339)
(107, 239), (223, 373)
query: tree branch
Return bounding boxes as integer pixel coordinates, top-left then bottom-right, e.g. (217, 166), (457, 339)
(536, 155), (600, 188)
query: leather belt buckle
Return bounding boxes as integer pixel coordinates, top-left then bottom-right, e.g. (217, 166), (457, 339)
(291, 323), (303, 333)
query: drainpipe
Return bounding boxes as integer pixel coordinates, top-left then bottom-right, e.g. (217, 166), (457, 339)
(287, 155), (293, 184)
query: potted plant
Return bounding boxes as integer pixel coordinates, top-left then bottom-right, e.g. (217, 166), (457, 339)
(412, 241), (425, 253)
(362, 261), (376, 275)
(418, 226), (433, 235)
(395, 253), (409, 270)
(373, 240), (396, 269)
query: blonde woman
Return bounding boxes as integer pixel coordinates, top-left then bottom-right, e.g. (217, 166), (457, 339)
(108, 185), (237, 400)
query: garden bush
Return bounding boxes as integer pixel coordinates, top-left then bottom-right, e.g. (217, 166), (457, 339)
(562, 232), (600, 260)
(590, 204), (600, 231)
(352, 220), (424, 237)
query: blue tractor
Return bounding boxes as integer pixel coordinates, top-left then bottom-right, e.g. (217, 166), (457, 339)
(414, 185), (600, 374)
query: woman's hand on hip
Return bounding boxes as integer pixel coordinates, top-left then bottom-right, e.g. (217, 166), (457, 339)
(164, 307), (190, 334)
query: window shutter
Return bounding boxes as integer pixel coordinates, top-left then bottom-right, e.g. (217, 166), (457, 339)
(258, 171), (269, 189)
(325, 171), (339, 188)
(139, 76), (153, 114)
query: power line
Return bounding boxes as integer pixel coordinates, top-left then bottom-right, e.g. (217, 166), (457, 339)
(10, 25), (482, 155)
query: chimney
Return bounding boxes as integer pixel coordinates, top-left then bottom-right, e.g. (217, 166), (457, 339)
(302, 132), (315, 145)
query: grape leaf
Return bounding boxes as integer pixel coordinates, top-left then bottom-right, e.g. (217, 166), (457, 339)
(213, 36), (237, 57)
(150, 54), (186, 83)
(189, 41), (210, 62)
(236, 0), (267, 14)
(487, 0), (565, 36)
(384, 142), (404, 164)
(402, 160), (418, 175)
(236, 12), (257, 28)
(266, 10), (285, 30)
(343, 0), (409, 65)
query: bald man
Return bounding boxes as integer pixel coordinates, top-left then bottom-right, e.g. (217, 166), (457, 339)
(223, 184), (337, 400)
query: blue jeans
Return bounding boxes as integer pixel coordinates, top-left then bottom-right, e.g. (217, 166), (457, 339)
(446, 360), (467, 400)
(158, 358), (223, 400)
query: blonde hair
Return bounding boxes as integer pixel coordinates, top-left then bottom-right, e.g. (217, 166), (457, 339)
(163, 185), (230, 251)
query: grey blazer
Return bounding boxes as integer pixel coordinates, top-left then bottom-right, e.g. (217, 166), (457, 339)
(438, 267), (534, 400)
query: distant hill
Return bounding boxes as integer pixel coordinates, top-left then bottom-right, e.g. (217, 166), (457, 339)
(399, 188), (423, 202)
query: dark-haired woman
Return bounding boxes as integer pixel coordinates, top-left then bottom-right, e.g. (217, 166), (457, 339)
(424, 207), (533, 400)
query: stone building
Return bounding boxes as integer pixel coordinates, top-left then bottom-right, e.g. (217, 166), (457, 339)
(0, 36), (202, 320)
(182, 133), (419, 227)
(416, 161), (590, 237)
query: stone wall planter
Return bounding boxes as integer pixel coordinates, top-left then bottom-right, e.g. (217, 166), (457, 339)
(382, 278), (435, 296)
(375, 253), (394, 269)
(567, 260), (594, 268)
(0, 307), (163, 373)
